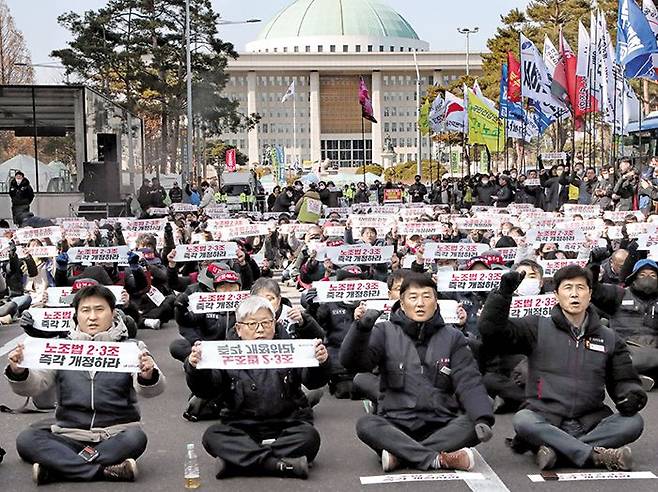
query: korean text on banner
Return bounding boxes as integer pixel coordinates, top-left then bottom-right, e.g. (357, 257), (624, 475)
(188, 291), (251, 313)
(28, 308), (75, 332)
(435, 270), (504, 292)
(313, 281), (389, 303)
(20, 337), (141, 373)
(173, 242), (238, 262)
(196, 339), (319, 370)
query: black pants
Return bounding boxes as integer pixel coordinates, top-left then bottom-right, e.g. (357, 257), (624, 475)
(140, 295), (175, 326)
(353, 373), (380, 402)
(482, 372), (525, 406)
(11, 204), (29, 225)
(202, 419), (320, 471)
(170, 338), (193, 362)
(16, 423), (147, 480)
(356, 414), (479, 470)
(628, 345), (658, 378)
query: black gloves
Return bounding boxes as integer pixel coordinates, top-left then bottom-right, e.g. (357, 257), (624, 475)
(357, 309), (382, 332)
(590, 246), (609, 265)
(175, 292), (190, 310)
(498, 270), (525, 297)
(616, 389), (647, 417)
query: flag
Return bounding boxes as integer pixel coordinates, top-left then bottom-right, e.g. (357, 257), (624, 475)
(428, 93), (446, 133)
(547, 34), (571, 110)
(642, 0), (658, 77)
(473, 79), (497, 111)
(358, 76), (377, 123)
(531, 99), (553, 135)
(617, 0), (658, 80)
(575, 21), (598, 116)
(443, 90), (466, 132)
(520, 33), (557, 106)
(507, 51), (522, 102)
(622, 79), (641, 131)
(419, 97), (432, 135)
(559, 30), (579, 114)
(507, 114), (539, 142)
(281, 80), (295, 103)
(225, 148), (237, 172)
(499, 63), (525, 120)
(596, 10), (618, 126)
(466, 87), (505, 151)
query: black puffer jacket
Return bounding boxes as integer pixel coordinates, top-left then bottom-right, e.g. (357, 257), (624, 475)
(9, 177), (34, 206)
(340, 304), (493, 427)
(174, 284), (236, 343)
(479, 290), (644, 430)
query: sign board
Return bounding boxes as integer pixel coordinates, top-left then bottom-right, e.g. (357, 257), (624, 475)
(173, 242), (238, 262)
(435, 270), (504, 292)
(188, 291), (251, 313)
(313, 281), (389, 303)
(196, 339), (318, 370)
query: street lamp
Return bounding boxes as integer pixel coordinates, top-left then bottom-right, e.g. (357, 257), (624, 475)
(184, 0), (261, 184)
(457, 27), (479, 76)
(15, 62), (70, 83)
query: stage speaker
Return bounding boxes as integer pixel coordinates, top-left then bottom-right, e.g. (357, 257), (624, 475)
(80, 134), (120, 202)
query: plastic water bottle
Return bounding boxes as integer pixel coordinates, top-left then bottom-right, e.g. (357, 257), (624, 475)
(184, 443), (201, 489)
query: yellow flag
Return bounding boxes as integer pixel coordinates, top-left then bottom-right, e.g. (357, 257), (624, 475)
(466, 88), (504, 151)
(418, 98), (431, 136)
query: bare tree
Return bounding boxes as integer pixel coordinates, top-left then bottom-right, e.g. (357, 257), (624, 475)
(0, 0), (33, 84)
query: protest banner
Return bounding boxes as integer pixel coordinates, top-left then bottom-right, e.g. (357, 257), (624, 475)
(538, 259), (588, 277)
(119, 218), (167, 233)
(205, 218), (250, 231)
(20, 337), (141, 373)
(146, 286), (166, 307)
(509, 295), (558, 318)
(218, 223), (271, 240)
(15, 226), (62, 244)
(454, 217), (503, 230)
(493, 247), (522, 263)
(28, 307), (75, 332)
(423, 242), (488, 260)
(523, 178), (541, 187)
(196, 339), (319, 370)
(526, 228), (585, 243)
(278, 223), (316, 236)
(437, 299), (460, 324)
(20, 245), (58, 258)
(540, 151), (567, 161)
(147, 207), (169, 216)
(383, 189), (403, 203)
(398, 222), (445, 237)
(173, 242), (238, 262)
(603, 210), (645, 222)
(323, 225), (346, 237)
(67, 246), (130, 264)
(188, 291), (251, 313)
(313, 280), (389, 303)
(323, 207), (350, 218)
(46, 286), (125, 307)
(626, 222), (658, 238)
(324, 245), (394, 265)
(556, 241), (591, 252)
(348, 215), (396, 234)
(364, 299), (394, 322)
(171, 203), (198, 213)
(435, 270), (504, 292)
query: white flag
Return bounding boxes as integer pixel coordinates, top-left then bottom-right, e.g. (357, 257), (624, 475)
(443, 90), (465, 133)
(428, 93), (446, 133)
(281, 80), (295, 103)
(520, 33), (556, 106)
(596, 10), (618, 126)
(473, 79), (496, 112)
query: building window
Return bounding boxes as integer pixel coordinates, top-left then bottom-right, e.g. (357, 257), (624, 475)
(389, 46), (394, 52)
(294, 46), (299, 53)
(305, 45), (311, 52)
(379, 45), (384, 52)
(368, 45), (373, 52)
(399, 47), (404, 52)
(330, 45), (336, 52)
(273, 48), (278, 53)
(356, 45), (361, 52)
(283, 47), (288, 52)
(343, 45), (348, 52)
(318, 45), (323, 52)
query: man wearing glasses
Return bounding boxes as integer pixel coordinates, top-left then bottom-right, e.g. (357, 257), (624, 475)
(185, 296), (330, 480)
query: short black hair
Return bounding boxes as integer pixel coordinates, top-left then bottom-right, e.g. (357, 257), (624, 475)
(72, 285), (116, 312)
(513, 259), (544, 278)
(400, 272), (437, 298)
(387, 268), (412, 289)
(552, 265), (592, 291)
(14, 170), (24, 177)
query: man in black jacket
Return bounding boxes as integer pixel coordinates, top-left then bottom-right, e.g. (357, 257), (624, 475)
(169, 182), (183, 203)
(408, 175), (427, 203)
(185, 296), (330, 480)
(9, 170), (35, 225)
(479, 265), (645, 471)
(340, 273), (494, 472)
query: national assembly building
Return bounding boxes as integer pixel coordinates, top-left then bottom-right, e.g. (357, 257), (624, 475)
(220, 0), (482, 169)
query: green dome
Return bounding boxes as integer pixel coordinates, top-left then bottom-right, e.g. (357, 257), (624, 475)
(256, 0), (420, 41)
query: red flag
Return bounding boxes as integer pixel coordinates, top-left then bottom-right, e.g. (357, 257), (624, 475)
(507, 51), (522, 103)
(225, 148), (237, 172)
(559, 30), (578, 115)
(358, 76), (377, 123)
(575, 21), (598, 118)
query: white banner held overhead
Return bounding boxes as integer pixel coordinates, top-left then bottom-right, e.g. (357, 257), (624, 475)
(67, 246), (130, 264)
(173, 242), (238, 262)
(324, 245), (394, 265)
(509, 295), (558, 318)
(219, 223), (271, 240)
(313, 281), (389, 303)
(453, 217), (503, 230)
(538, 259), (588, 277)
(28, 308), (75, 332)
(435, 270), (504, 292)
(188, 291), (251, 313)
(424, 242), (489, 260)
(20, 337), (141, 373)
(119, 218), (167, 233)
(171, 203), (198, 213)
(205, 218), (250, 231)
(196, 339), (318, 370)
(398, 222), (445, 237)
(437, 299), (461, 324)
(526, 228), (585, 243)
(45, 286), (125, 307)
(15, 226), (62, 244)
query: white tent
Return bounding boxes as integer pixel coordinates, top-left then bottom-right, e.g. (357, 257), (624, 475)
(0, 154), (58, 190)
(47, 160), (69, 174)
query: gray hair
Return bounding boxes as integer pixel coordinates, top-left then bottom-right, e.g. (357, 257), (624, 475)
(250, 277), (281, 298)
(235, 296), (276, 322)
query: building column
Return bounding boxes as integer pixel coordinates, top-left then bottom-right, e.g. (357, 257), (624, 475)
(371, 70), (383, 166)
(247, 71), (259, 164)
(309, 70), (321, 163)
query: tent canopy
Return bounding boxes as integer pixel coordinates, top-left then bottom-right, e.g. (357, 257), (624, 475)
(0, 154), (59, 190)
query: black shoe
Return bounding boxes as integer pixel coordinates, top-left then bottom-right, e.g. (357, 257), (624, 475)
(215, 457), (227, 479)
(536, 445), (557, 470)
(103, 459), (138, 482)
(332, 381), (353, 399)
(274, 456), (309, 479)
(32, 463), (54, 486)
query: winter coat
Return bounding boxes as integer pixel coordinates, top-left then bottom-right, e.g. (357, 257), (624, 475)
(9, 177), (34, 207)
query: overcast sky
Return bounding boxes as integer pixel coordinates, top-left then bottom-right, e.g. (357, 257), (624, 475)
(8, 0), (528, 83)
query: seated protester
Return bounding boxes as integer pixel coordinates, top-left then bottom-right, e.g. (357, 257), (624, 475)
(343, 222), (390, 281)
(250, 277), (324, 340)
(480, 260), (545, 415)
(305, 265), (367, 399)
(479, 266), (645, 471)
(185, 296), (330, 480)
(590, 259), (658, 387)
(169, 263), (241, 363)
(0, 242), (36, 324)
(123, 249), (176, 330)
(23, 239), (56, 309)
(5, 285), (165, 484)
(340, 272), (494, 472)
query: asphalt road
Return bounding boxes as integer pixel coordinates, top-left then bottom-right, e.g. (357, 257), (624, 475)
(1, 286), (658, 490)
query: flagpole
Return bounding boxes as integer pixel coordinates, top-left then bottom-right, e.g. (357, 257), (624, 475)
(362, 117), (367, 188)
(293, 87), (297, 174)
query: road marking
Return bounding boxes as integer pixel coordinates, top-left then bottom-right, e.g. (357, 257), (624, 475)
(528, 471), (657, 482)
(0, 334), (26, 357)
(462, 449), (511, 492)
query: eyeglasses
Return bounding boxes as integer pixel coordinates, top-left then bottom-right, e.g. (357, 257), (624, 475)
(237, 319), (275, 332)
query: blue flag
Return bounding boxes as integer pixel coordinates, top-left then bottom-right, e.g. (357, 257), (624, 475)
(499, 63), (525, 121)
(531, 99), (553, 135)
(616, 0), (658, 80)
